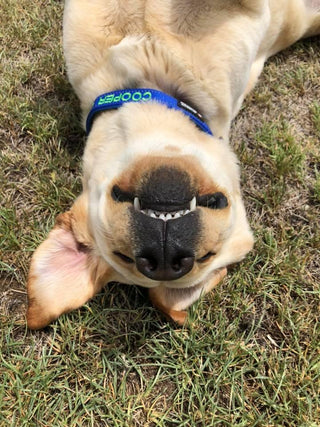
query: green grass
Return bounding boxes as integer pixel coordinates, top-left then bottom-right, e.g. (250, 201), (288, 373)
(311, 102), (320, 133)
(1, 1), (320, 425)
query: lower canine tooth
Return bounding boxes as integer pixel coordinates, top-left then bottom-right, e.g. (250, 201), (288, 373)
(190, 196), (196, 211)
(134, 197), (141, 211)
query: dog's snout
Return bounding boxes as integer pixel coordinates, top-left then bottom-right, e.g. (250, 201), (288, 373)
(136, 249), (195, 281)
(131, 205), (200, 282)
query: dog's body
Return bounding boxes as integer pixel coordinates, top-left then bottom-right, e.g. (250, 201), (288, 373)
(26, 0), (320, 329)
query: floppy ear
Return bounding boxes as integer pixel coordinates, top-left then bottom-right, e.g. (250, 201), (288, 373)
(27, 194), (114, 330)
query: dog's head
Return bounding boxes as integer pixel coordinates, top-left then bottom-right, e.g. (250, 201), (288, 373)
(82, 103), (254, 288)
(27, 103), (253, 328)
(92, 155), (234, 288)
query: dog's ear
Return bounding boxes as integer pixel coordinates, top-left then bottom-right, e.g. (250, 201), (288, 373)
(27, 194), (113, 330)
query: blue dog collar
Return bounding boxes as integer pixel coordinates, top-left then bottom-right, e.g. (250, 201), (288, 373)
(86, 88), (213, 136)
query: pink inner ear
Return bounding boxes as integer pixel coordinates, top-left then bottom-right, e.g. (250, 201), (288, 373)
(49, 228), (88, 272)
(33, 227), (90, 284)
(27, 219), (101, 329)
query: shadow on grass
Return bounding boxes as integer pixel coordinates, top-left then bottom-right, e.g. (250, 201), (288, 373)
(51, 75), (86, 155)
(19, 69), (86, 158)
(44, 73), (86, 157)
(17, 283), (166, 358)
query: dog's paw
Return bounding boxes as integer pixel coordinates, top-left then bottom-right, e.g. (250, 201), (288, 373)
(206, 267), (227, 291)
(161, 307), (188, 326)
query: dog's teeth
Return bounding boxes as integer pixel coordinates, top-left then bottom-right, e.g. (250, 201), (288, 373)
(134, 197), (141, 211)
(143, 207), (195, 220)
(190, 197), (196, 212)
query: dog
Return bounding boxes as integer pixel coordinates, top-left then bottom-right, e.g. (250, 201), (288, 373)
(26, 0), (320, 329)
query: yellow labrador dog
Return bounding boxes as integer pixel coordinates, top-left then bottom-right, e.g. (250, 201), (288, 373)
(27, 0), (320, 329)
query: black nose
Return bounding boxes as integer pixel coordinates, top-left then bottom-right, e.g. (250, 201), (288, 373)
(130, 165), (200, 282)
(132, 209), (200, 281)
(136, 251), (195, 281)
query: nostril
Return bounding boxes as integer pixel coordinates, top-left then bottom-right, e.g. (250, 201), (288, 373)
(136, 256), (157, 274)
(171, 256), (194, 272)
(171, 258), (181, 272)
(136, 252), (194, 281)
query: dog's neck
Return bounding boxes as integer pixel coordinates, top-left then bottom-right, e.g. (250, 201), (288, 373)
(76, 36), (232, 140)
(85, 88), (214, 136)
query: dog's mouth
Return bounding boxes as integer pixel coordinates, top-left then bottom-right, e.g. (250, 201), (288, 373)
(133, 196), (197, 221)
(112, 184), (228, 217)
(110, 182), (229, 281)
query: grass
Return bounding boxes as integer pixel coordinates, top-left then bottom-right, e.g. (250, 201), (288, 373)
(1, 1), (320, 425)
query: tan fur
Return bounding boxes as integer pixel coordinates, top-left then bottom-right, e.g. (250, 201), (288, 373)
(113, 155), (223, 196)
(26, 0), (320, 328)
(149, 268), (227, 325)
(27, 196), (123, 329)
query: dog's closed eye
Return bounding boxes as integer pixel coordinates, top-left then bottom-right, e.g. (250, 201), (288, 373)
(197, 193), (228, 209)
(111, 185), (134, 202)
(113, 251), (134, 264)
(197, 252), (216, 263)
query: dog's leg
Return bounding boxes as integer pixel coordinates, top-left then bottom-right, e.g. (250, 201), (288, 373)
(266, 0), (320, 57)
(304, 0), (320, 37)
(149, 268), (227, 325)
(232, 55), (266, 116)
(244, 56), (266, 97)
(26, 195), (116, 329)
(244, 1), (320, 96)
